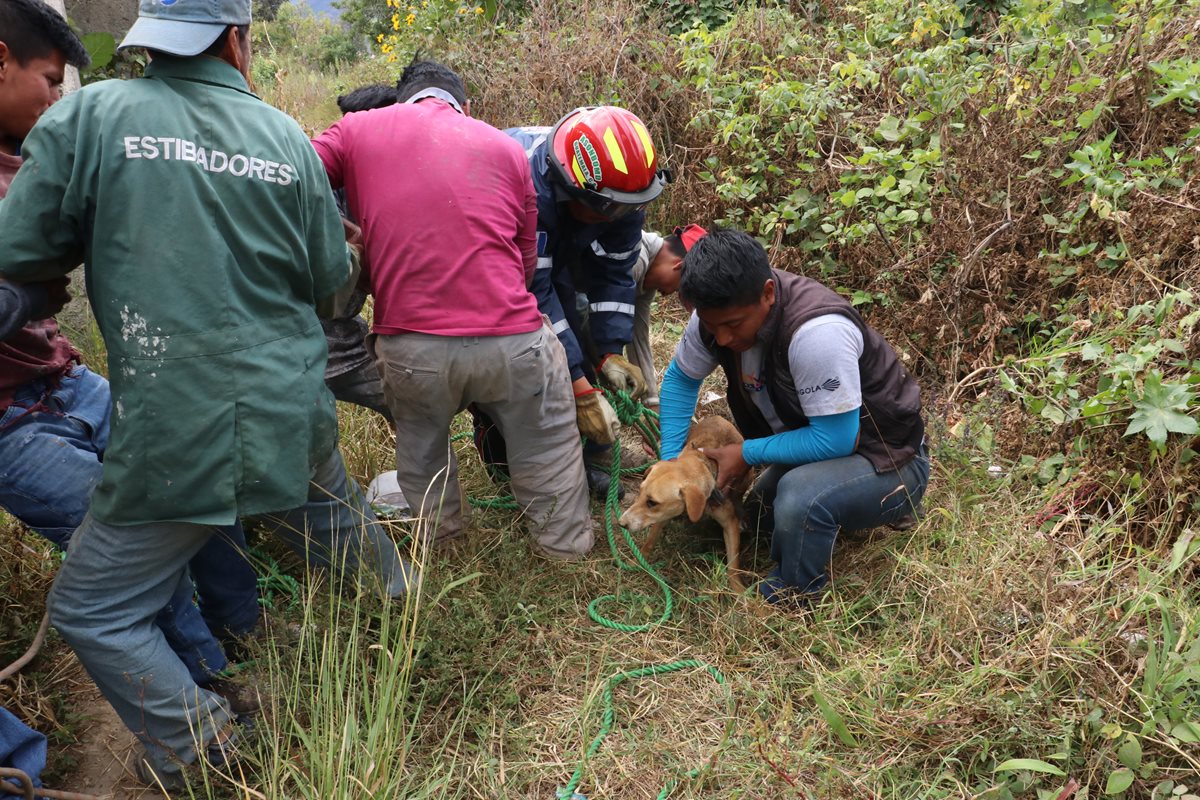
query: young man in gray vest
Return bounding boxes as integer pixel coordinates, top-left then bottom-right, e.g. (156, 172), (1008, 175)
(656, 228), (929, 602)
(0, 0), (416, 787)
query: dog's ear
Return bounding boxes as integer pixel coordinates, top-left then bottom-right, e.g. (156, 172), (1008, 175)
(682, 484), (707, 523)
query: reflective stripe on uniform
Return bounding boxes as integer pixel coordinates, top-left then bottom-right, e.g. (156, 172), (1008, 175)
(590, 241), (637, 260)
(550, 318), (571, 334)
(588, 301), (636, 315)
(536, 256), (554, 271)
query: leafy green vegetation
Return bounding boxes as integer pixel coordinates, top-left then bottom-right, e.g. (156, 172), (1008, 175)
(3, 0), (1198, 797)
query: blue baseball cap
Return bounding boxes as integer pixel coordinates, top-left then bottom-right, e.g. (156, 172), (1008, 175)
(119, 0), (252, 57)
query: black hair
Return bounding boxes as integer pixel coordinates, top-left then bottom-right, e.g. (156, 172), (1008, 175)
(394, 54), (467, 106)
(661, 234), (686, 260)
(678, 228), (773, 310)
(200, 24), (249, 58)
(0, 0), (89, 68)
(337, 83), (397, 114)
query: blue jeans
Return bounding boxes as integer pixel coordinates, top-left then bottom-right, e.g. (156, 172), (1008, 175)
(0, 366), (257, 680)
(47, 447), (415, 779)
(751, 446), (930, 599)
(256, 449), (417, 599)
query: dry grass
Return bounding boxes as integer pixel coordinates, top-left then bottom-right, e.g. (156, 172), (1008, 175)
(3, 3), (1199, 798)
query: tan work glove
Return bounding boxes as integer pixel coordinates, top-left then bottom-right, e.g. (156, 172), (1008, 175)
(574, 387), (620, 445)
(598, 354), (648, 400)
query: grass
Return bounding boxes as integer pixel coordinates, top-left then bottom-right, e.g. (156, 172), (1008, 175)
(3, 9), (1199, 798)
(135, 405), (1193, 799)
(4, 268), (1197, 800)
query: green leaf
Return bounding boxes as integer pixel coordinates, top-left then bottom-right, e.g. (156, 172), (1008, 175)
(897, 209), (920, 223)
(1041, 404), (1066, 425)
(812, 689), (859, 747)
(839, 190), (857, 207)
(1170, 721), (1200, 742)
(1106, 768), (1135, 795)
(877, 115), (903, 142)
(1117, 735), (1142, 770)
(1168, 531), (1199, 574)
(81, 32), (116, 74)
(1125, 373), (1199, 446)
(994, 759), (1066, 776)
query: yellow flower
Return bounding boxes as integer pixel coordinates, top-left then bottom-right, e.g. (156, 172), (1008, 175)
(376, 33), (384, 42)
(405, 12), (415, 24)
(474, 5), (483, 12)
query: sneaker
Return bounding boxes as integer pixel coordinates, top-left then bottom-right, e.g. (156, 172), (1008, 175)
(585, 462), (625, 501)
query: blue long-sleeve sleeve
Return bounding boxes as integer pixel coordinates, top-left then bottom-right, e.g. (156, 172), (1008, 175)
(658, 359), (703, 459)
(0, 281), (47, 342)
(740, 408), (860, 466)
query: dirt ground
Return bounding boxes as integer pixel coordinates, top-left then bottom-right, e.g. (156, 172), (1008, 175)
(58, 682), (156, 800)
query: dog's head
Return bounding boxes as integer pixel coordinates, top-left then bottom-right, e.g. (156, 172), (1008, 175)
(618, 453), (715, 531)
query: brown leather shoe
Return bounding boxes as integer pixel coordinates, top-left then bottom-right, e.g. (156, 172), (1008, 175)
(206, 677), (261, 714)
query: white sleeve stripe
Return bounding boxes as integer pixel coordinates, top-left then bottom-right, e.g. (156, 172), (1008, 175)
(588, 301), (636, 315)
(550, 318), (571, 334)
(536, 257), (554, 270)
(590, 241), (637, 260)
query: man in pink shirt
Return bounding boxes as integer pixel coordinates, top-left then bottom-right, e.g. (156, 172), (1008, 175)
(312, 58), (593, 559)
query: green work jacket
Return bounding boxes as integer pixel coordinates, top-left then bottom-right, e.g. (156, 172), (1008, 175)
(0, 56), (350, 526)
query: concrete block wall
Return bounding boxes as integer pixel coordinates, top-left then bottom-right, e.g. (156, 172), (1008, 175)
(65, 0), (136, 36)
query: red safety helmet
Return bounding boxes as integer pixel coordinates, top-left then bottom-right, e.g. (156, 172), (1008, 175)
(547, 106), (667, 221)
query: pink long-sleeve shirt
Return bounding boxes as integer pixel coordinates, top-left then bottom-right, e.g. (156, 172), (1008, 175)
(312, 100), (542, 337)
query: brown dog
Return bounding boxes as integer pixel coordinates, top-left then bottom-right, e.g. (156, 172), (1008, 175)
(619, 415), (751, 591)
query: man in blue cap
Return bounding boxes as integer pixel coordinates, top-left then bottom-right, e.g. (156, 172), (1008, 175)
(0, 0), (417, 788)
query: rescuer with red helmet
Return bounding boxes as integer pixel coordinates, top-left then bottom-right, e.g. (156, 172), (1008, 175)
(501, 106), (668, 496)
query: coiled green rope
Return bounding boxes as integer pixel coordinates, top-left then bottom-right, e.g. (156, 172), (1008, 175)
(561, 390), (730, 800)
(448, 393), (732, 799)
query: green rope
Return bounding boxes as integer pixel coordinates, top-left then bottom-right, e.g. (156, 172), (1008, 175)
(587, 389), (670, 631)
(559, 390), (730, 800)
(559, 659), (730, 800)
(585, 436), (674, 632)
(445, 391), (732, 799)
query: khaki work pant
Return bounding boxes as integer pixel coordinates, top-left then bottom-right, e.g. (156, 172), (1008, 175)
(371, 323), (593, 559)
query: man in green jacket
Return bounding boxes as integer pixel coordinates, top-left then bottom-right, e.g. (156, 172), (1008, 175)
(0, 0), (416, 787)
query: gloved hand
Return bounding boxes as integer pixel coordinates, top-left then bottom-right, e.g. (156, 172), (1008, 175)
(574, 387), (620, 444)
(598, 354), (648, 400)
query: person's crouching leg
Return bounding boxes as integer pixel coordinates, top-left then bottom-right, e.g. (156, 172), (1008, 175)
(48, 514), (234, 786)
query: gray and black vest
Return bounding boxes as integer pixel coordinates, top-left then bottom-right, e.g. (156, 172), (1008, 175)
(700, 270), (924, 473)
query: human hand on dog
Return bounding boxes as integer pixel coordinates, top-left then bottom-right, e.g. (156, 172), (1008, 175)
(698, 443), (749, 493)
